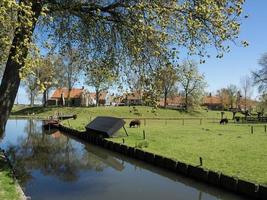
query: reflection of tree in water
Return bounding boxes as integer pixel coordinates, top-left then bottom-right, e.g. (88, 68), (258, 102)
(83, 145), (124, 172)
(5, 120), (110, 186)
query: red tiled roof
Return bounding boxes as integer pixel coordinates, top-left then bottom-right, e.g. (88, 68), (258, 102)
(51, 88), (84, 99)
(88, 92), (107, 100)
(125, 92), (142, 100)
(159, 96), (184, 106)
(239, 99), (257, 108)
(202, 96), (221, 105)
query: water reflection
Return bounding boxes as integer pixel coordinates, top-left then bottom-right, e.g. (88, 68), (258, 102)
(1, 120), (251, 200)
(6, 120), (111, 184)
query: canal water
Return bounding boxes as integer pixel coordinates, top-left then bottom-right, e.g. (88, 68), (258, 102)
(0, 119), (250, 200)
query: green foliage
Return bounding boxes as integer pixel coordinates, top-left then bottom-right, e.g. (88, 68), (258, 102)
(177, 60), (207, 110)
(57, 45), (83, 90)
(0, 0), (247, 134)
(156, 63), (179, 106)
(85, 51), (118, 105)
(217, 84), (239, 109)
(2, 0), (247, 83)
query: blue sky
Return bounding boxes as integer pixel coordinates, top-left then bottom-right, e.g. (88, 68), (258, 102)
(16, 0), (267, 104)
(198, 0), (267, 99)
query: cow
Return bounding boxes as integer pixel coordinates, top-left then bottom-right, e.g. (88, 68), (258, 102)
(220, 118), (228, 125)
(129, 119), (141, 128)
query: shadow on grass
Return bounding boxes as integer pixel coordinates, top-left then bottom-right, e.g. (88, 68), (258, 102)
(172, 108), (202, 116)
(11, 106), (53, 115)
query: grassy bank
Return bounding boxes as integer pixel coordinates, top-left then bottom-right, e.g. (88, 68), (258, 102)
(11, 105), (267, 185)
(11, 105), (233, 119)
(109, 119), (267, 185)
(0, 151), (24, 200)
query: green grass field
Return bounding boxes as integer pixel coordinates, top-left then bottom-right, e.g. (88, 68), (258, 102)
(110, 119), (267, 185)
(11, 105), (267, 185)
(0, 152), (23, 200)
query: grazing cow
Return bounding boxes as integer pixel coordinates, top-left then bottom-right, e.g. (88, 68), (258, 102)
(129, 119), (141, 128)
(234, 116), (240, 122)
(220, 118), (228, 125)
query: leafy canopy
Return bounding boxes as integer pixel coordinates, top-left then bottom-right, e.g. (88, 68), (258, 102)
(1, 0), (247, 79)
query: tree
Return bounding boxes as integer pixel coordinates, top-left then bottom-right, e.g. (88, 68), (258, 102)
(227, 84), (238, 109)
(55, 46), (83, 106)
(22, 49), (42, 107)
(217, 85), (239, 110)
(0, 0), (246, 132)
(252, 53), (267, 93)
(85, 54), (118, 106)
(22, 53), (58, 107)
(240, 75), (253, 111)
(217, 88), (230, 110)
(157, 63), (179, 108)
(0, 0), (16, 81)
(177, 60), (206, 111)
(39, 57), (58, 106)
(23, 73), (39, 107)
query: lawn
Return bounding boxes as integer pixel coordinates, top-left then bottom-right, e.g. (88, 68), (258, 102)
(11, 105), (267, 185)
(110, 119), (267, 185)
(0, 151), (23, 200)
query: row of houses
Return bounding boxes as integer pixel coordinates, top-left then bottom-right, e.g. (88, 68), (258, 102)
(158, 95), (257, 111)
(47, 88), (257, 110)
(47, 88), (107, 106)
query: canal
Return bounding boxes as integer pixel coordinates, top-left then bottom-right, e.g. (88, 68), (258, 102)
(0, 119), (250, 200)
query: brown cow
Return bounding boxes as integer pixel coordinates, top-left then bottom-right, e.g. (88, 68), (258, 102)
(129, 119), (141, 128)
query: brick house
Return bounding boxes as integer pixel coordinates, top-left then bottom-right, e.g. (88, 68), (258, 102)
(47, 88), (107, 106)
(202, 95), (223, 110)
(158, 96), (185, 108)
(122, 92), (143, 105)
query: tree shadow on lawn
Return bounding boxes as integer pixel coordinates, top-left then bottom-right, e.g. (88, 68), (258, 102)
(11, 106), (53, 115)
(174, 109), (202, 117)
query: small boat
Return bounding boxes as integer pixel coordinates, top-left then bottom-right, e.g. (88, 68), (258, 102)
(42, 119), (59, 130)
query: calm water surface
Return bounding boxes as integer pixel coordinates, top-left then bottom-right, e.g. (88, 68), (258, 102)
(0, 119), (250, 200)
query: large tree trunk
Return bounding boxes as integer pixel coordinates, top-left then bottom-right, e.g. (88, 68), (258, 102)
(43, 90), (48, 107)
(164, 90), (167, 108)
(30, 91), (34, 107)
(96, 89), (99, 107)
(0, 1), (42, 134)
(185, 93), (188, 111)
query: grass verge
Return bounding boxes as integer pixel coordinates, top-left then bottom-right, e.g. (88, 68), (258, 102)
(0, 150), (24, 200)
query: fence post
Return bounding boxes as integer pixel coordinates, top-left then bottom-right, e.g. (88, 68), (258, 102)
(251, 126), (254, 134)
(143, 130), (146, 140)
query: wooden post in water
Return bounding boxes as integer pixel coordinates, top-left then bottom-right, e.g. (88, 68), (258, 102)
(265, 125), (266, 133)
(251, 126), (254, 134)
